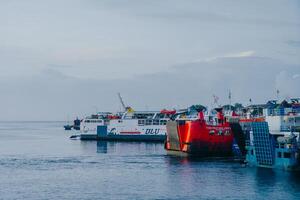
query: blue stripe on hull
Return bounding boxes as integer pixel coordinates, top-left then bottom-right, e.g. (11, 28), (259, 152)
(98, 135), (166, 142)
(80, 134), (166, 142)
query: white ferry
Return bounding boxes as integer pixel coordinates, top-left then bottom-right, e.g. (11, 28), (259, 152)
(81, 109), (175, 141)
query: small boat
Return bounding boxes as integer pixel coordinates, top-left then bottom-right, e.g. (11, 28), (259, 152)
(64, 117), (82, 131)
(64, 125), (73, 130)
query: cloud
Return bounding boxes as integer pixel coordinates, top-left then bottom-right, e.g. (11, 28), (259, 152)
(223, 51), (256, 58)
(293, 74), (300, 79)
(0, 56), (299, 121)
(287, 40), (300, 47)
(204, 51), (256, 62)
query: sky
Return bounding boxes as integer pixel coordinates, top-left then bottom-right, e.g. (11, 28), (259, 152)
(0, 0), (299, 120)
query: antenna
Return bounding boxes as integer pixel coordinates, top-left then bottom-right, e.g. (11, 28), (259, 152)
(228, 90), (232, 106)
(213, 95), (220, 107)
(276, 89), (280, 101)
(118, 92), (126, 111)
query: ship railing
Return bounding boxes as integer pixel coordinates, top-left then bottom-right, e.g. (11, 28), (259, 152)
(137, 119), (168, 126)
(280, 125), (291, 132)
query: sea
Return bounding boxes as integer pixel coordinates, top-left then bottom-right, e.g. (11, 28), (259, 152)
(0, 121), (299, 200)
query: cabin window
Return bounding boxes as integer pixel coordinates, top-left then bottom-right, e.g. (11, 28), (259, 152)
(138, 120), (145, 125)
(218, 130), (223, 135)
(251, 150), (254, 155)
(160, 120), (167, 125)
(224, 130), (230, 135)
(146, 120), (152, 125)
(284, 152), (291, 158)
(277, 152), (282, 158)
(209, 130), (215, 135)
(153, 120), (159, 125)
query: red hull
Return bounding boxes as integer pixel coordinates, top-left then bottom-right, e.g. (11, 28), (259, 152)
(165, 119), (234, 157)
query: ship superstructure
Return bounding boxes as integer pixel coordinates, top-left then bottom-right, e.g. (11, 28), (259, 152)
(80, 112), (118, 132)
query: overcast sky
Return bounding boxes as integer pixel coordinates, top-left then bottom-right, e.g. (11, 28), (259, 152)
(0, 0), (299, 120)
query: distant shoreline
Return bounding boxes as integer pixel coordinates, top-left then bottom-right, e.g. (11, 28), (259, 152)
(0, 121), (66, 123)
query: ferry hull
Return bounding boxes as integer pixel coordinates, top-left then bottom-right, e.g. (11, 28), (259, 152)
(185, 140), (234, 157)
(165, 120), (234, 157)
(80, 133), (165, 142)
(81, 124), (167, 142)
(97, 134), (166, 142)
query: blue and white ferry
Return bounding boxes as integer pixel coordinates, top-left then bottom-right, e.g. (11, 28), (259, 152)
(244, 99), (300, 170)
(80, 109), (174, 142)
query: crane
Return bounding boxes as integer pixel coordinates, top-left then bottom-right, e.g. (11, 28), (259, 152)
(118, 92), (126, 111)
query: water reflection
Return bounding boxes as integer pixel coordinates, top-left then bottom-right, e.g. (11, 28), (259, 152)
(97, 141), (108, 153)
(81, 139), (300, 199)
(95, 141), (164, 155)
(254, 168), (277, 187)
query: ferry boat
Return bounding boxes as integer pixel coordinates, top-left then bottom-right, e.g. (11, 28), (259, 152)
(94, 109), (173, 141)
(80, 93), (174, 141)
(97, 111), (170, 142)
(242, 98), (300, 170)
(165, 106), (235, 157)
(244, 120), (300, 170)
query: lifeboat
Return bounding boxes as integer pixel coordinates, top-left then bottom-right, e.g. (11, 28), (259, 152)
(160, 109), (176, 115)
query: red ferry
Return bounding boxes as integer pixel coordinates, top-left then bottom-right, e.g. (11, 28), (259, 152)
(165, 108), (234, 157)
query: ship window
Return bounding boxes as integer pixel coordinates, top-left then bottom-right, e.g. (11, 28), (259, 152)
(209, 130), (215, 135)
(277, 152), (282, 158)
(218, 130), (223, 135)
(146, 120), (152, 125)
(153, 120), (159, 125)
(138, 120), (145, 125)
(251, 150), (254, 155)
(160, 120), (167, 125)
(284, 152), (291, 158)
(224, 130), (230, 135)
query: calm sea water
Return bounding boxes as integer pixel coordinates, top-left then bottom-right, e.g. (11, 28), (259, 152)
(0, 121), (299, 200)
